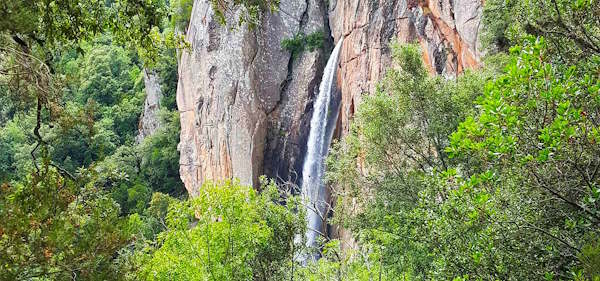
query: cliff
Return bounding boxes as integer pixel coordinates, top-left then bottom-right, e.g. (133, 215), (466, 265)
(330, 0), (482, 134)
(176, 0), (482, 195)
(137, 68), (163, 143)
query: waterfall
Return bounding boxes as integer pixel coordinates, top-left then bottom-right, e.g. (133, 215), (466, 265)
(301, 38), (344, 258)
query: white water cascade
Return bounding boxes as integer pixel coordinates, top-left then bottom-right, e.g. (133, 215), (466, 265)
(301, 38), (344, 258)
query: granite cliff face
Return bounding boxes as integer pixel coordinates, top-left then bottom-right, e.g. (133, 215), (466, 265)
(330, 0), (482, 135)
(137, 69), (163, 143)
(176, 0), (330, 195)
(177, 0), (483, 195)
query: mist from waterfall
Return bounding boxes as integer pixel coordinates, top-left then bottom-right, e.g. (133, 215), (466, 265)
(301, 38), (344, 258)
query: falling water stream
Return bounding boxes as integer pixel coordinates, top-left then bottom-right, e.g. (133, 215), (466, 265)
(301, 38), (344, 259)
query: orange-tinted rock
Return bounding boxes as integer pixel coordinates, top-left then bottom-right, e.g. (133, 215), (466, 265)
(328, 0), (482, 137)
(176, 0), (483, 196)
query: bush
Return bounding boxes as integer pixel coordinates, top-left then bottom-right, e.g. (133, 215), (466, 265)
(139, 179), (305, 280)
(281, 30), (325, 58)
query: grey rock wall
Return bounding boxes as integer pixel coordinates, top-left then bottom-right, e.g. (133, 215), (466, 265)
(176, 0), (329, 195)
(137, 69), (163, 143)
(176, 0), (483, 196)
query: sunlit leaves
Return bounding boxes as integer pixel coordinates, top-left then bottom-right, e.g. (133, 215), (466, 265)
(140, 180), (304, 281)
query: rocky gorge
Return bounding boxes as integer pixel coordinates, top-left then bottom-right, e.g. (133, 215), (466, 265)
(175, 0), (483, 196)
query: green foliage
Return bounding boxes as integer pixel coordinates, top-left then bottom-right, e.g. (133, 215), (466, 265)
(210, 0), (280, 29)
(154, 48), (179, 111)
(327, 38), (600, 280)
(86, 109), (184, 211)
(0, 0), (168, 63)
(138, 110), (185, 195)
(0, 117), (31, 181)
(482, 0), (600, 63)
(281, 30), (325, 58)
(0, 2), (190, 280)
(75, 44), (140, 106)
(3, 0), (600, 279)
(447, 37), (600, 279)
(46, 101), (119, 170)
(0, 166), (139, 280)
(295, 240), (396, 281)
(111, 182), (153, 215)
(138, 179), (305, 280)
(579, 239), (600, 279)
(326, 42), (494, 279)
(170, 0), (194, 31)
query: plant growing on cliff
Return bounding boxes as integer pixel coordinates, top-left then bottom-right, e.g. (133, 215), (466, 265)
(210, 0), (280, 28)
(281, 30), (325, 58)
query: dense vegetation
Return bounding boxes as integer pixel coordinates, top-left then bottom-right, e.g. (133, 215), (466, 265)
(1, 0), (599, 280)
(321, 1), (600, 278)
(325, 38), (600, 280)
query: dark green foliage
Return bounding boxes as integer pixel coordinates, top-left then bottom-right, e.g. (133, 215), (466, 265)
(482, 0), (600, 64)
(111, 182), (153, 215)
(138, 110), (185, 196)
(326, 38), (600, 280)
(281, 30), (325, 58)
(154, 48), (179, 111)
(0, 0), (168, 64)
(75, 44), (139, 106)
(0, 165), (139, 280)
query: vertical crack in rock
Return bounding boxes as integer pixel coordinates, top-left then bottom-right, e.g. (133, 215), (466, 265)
(178, 0), (327, 192)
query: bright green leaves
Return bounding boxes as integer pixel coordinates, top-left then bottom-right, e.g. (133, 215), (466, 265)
(143, 180), (268, 280)
(449, 37), (598, 166)
(140, 180), (304, 281)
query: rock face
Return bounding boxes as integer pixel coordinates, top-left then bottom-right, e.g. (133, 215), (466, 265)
(176, 0), (330, 195)
(176, 0), (483, 195)
(136, 69), (163, 143)
(329, 0), (483, 135)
